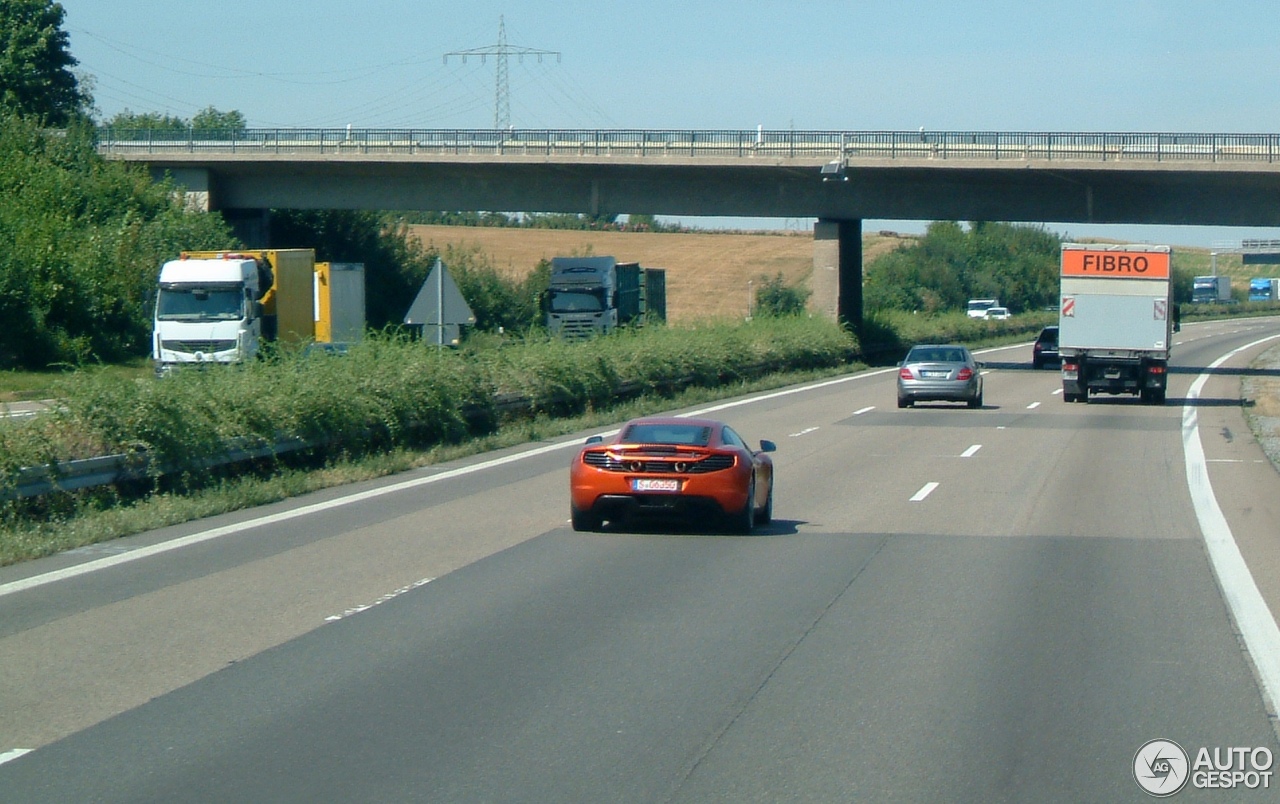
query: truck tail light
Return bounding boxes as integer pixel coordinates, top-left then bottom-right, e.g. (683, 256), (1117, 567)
(1147, 365), (1166, 375)
(1062, 361), (1079, 380)
(899, 367), (914, 380)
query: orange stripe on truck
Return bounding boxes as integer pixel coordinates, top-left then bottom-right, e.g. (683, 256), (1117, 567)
(1061, 249), (1170, 279)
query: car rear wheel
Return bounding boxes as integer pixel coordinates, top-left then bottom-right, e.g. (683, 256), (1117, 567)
(897, 396), (912, 409)
(756, 483), (773, 525)
(570, 507), (602, 532)
(967, 390), (983, 409)
(728, 477), (755, 534)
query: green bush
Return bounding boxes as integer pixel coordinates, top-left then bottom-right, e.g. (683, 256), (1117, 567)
(0, 114), (233, 368)
(864, 221), (1060, 315)
(754, 272), (812, 317)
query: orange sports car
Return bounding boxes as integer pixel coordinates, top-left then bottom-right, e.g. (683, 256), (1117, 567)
(569, 416), (776, 533)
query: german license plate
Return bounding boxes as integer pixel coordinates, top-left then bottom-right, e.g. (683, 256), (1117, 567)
(922, 370), (948, 378)
(632, 478), (679, 492)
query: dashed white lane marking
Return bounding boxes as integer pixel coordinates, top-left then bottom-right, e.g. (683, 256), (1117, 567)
(1052, 388), (1064, 395)
(1183, 333), (1280, 714)
(1026, 402), (1041, 410)
(789, 427), (819, 437)
(910, 482), (939, 502)
(324, 578), (433, 622)
(0, 748), (32, 765)
(852, 406), (875, 416)
(960, 445), (982, 458)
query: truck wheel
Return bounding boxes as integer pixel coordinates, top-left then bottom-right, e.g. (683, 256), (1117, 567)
(1063, 392), (1077, 403)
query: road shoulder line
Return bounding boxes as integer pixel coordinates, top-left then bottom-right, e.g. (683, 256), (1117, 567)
(1184, 334), (1280, 716)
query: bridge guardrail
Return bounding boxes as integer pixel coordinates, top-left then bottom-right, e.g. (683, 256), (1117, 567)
(94, 128), (1280, 163)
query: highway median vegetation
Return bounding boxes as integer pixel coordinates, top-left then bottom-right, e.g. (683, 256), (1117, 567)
(0, 316), (856, 563)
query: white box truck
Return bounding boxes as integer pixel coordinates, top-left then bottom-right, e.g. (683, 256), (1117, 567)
(1058, 244), (1175, 405)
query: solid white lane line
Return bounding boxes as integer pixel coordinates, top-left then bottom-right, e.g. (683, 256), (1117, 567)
(960, 445), (982, 458)
(910, 482), (939, 502)
(1184, 333), (1280, 714)
(0, 748), (32, 765)
(789, 427), (819, 437)
(1026, 401), (1041, 410)
(852, 406), (875, 416)
(0, 433), (607, 600)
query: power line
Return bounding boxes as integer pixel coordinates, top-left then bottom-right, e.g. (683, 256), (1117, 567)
(444, 16), (560, 129)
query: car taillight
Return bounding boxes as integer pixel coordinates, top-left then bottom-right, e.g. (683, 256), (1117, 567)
(1034, 343), (1043, 354)
(956, 367), (973, 380)
(898, 367), (914, 380)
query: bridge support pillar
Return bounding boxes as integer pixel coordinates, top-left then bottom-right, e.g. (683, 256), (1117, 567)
(149, 167), (212, 212)
(812, 219), (862, 330)
(223, 209), (272, 248)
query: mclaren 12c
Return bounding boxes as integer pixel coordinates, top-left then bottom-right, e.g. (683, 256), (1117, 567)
(569, 416), (776, 533)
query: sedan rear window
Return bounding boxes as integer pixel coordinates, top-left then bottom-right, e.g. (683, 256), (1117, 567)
(907, 348), (966, 363)
(622, 424), (713, 446)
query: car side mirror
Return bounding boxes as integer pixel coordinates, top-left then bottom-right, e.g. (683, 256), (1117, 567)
(585, 435), (603, 445)
(759, 439), (776, 453)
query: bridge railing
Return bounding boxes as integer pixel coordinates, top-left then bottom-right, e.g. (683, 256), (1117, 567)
(93, 128), (1280, 163)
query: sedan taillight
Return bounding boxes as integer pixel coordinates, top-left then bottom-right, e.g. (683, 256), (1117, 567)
(898, 367), (914, 380)
(955, 367), (973, 381)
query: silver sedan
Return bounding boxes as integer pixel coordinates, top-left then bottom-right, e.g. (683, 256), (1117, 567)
(896, 344), (984, 408)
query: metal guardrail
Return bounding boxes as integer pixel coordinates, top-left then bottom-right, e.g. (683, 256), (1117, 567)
(3, 388), (580, 500)
(94, 128), (1280, 164)
(2, 362), (810, 500)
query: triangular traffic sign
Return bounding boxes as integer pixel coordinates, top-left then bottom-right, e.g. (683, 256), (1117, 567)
(404, 259), (476, 326)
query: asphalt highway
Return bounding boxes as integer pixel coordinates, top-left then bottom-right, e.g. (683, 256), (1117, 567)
(2, 318), (1279, 802)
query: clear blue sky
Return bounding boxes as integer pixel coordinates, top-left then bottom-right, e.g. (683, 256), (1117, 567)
(59, 0), (1280, 246)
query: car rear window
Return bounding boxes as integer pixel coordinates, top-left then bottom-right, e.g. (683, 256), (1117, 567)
(622, 424), (713, 446)
(908, 348), (965, 363)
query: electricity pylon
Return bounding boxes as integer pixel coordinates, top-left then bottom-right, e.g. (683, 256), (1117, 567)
(444, 16), (561, 130)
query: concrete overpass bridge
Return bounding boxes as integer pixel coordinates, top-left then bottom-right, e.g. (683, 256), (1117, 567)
(98, 128), (1280, 327)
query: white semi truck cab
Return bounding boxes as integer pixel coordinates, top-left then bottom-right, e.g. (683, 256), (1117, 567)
(152, 254), (273, 376)
(152, 249), (364, 376)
